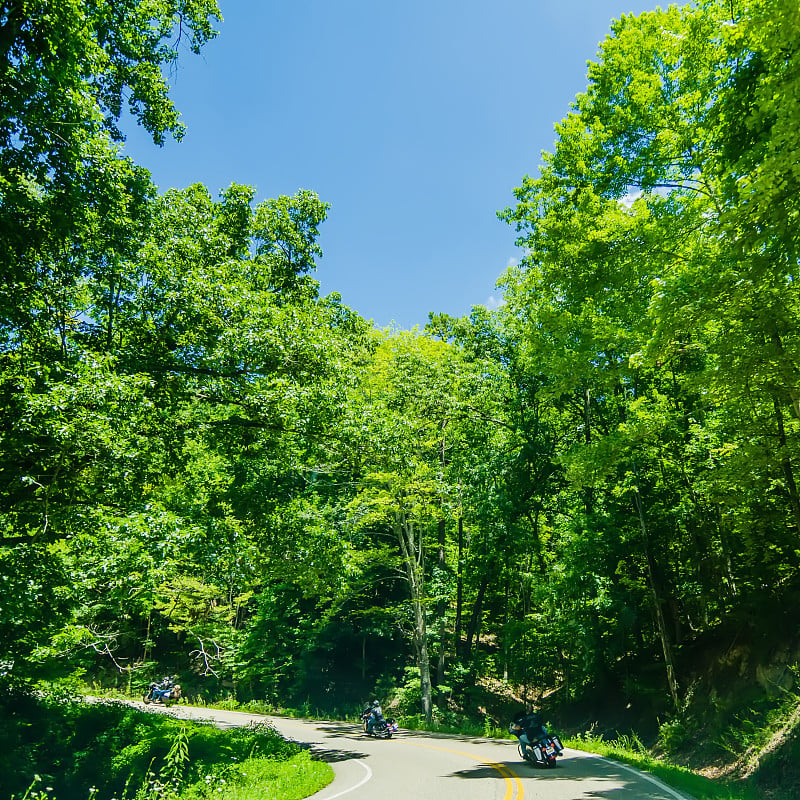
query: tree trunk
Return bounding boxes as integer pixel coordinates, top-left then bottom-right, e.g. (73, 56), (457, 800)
(716, 504), (738, 597)
(455, 515), (464, 658)
(773, 397), (800, 532)
(436, 518), (447, 689)
(502, 566), (510, 683)
(394, 510), (433, 724)
(465, 577), (488, 658)
(583, 386), (593, 513)
(527, 508), (547, 574)
(632, 486), (679, 710)
(413, 586), (434, 724)
(362, 635), (366, 682)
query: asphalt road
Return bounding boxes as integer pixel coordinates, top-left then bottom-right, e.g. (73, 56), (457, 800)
(141, 703), (694, 800)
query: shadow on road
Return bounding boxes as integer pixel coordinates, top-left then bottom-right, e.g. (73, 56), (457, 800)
(299, 744), (371, 764)
(446, 763), (521, 780)
(308, 721), (402, 745)
(447, 756), (684, 799)
(311, 722), (368, 736)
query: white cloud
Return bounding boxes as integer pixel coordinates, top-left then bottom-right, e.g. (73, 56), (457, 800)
(484, 294), (506, 310)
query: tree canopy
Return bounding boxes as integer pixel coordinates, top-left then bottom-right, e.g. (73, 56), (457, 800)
(2, 3), (799, 775)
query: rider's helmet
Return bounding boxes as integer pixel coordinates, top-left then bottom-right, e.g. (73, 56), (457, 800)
(373, 699), (380, 707)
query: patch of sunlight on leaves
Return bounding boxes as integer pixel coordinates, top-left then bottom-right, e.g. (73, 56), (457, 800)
(194, 752), (333, 800)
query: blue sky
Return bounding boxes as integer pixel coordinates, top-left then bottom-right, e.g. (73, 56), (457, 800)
(122, 1), (656, 330)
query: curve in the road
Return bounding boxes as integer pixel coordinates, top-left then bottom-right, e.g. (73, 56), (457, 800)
(319, 759), (372, 800)
(402, 739), (524, 800)
(590, 754), (689, 800)
(124, 702), (694, 800)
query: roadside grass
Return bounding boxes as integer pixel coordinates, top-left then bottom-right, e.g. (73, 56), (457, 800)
(564, 732), (758, 800)
(15, 753), (332, 800)
(179, 752), (331, 800)
(5, 691), (333, 800)
(217, 752), (329, 800)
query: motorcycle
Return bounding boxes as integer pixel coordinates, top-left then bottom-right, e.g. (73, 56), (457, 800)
(361, 711), (398, 739)
(509, 721), (563, 767)
(143, 679), (182, 706)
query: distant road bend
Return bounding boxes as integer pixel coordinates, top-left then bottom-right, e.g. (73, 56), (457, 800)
(143, 703), (694, 800)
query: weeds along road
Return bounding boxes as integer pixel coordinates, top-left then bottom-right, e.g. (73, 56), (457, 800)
(139, 703), (694, 800)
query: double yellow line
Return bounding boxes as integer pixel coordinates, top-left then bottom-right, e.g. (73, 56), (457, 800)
(401, 739), (524, 800)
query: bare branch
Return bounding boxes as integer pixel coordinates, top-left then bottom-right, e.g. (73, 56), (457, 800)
(189, 633), (221, 677)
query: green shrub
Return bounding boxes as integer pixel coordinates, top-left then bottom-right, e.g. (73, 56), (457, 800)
(1, 692), (303, 800)
(658, 719), (687, 755)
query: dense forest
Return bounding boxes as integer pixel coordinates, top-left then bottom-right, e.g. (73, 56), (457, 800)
(2, 0), (800, 793)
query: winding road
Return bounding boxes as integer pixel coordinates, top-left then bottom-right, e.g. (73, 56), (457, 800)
(145, 703), (694, 800)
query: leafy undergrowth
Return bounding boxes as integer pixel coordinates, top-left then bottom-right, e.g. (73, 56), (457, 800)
(2, 688), (333, 800)
(651, 651), (800, 800)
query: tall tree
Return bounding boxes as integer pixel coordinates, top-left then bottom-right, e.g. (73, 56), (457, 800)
(1, 0), (221, 330)
(494, 0), (800, 710)
(345, 331), (495, 722)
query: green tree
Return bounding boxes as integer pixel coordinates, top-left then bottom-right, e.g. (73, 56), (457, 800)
(1, 1), (221, 681)
(495, 0), (800, 712)
(1, 0), (221, 337)
(344, 331), (493, 722)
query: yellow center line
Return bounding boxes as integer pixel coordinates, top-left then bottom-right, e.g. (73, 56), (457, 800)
(400, 739), (524, 800)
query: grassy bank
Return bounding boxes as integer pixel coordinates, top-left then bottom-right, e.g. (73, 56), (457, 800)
(15, 752), (330, 800)
(562, 732), (758, 800)
(2, 690), (333, 800)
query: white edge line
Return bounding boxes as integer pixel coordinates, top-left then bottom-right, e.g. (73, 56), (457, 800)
(319, 759), (372, 800)
(588, 753), (694, 800)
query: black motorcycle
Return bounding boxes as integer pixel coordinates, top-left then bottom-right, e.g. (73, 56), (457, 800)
(517, 732), (563, 767)
(361, 710), (398, 739)
(509, 718), (563, 767)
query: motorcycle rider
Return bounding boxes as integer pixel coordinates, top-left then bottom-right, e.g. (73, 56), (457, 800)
(361, 699), (383, 734)
(156, 675), (175, 700)
(509, 708), (549, 760)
